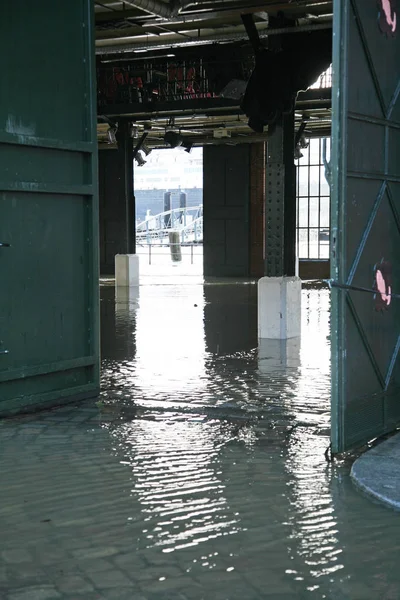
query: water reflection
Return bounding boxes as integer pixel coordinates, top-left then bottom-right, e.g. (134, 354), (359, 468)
(134, 285), (207, 401)
(101, 284), (207, 407)
(4, 281), (400, 599)
(109, 413), (243, 554)
(258, 338), (301, 374)
(284, 288), (339, 595)
(203, 283), (257, 356)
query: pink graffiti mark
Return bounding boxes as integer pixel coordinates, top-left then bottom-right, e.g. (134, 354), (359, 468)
(376, 268), (392, 306)
(383, 0), (397, 31)
(379, 0), (397, 34)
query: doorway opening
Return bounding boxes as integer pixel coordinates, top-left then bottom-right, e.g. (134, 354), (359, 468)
(134, 147), (204, 281)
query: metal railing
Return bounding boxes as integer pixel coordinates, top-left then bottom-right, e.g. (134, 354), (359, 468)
(136, 205), (203, 245)
(137, 244), (203, 266)
(97, 57), (254, 107)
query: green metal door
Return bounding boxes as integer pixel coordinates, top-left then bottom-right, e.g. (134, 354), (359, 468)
(0, 0), (99, 415)
(331, 0), (400, 452)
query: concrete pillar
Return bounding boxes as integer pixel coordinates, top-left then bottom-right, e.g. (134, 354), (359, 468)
(258, 337), (300, 374)
(115, 253), (139, 286)
(258, 112), (300, 341)
(258, 276), (301, 339)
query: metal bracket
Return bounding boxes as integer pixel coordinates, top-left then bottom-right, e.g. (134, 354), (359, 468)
(325, 279), (400, 300)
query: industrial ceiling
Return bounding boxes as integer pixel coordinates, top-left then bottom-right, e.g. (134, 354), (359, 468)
(95, 0), (333, 148)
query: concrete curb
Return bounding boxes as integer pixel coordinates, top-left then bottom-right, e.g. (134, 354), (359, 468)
(350, 433), (400, 510)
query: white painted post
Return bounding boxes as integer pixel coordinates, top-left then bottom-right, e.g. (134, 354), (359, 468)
(258, 276), (301, 339)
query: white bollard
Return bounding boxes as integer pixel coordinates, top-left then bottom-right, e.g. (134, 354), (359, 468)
(258, 276), (301, 339)
(115, 254), (139, 287)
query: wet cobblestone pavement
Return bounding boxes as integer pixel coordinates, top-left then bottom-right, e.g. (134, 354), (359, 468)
(2, 281), (400, 599)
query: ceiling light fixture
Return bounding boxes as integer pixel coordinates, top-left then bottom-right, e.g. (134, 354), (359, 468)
(182, 140), (193, 154)
(141, 143), (152, 156)
(129, 125), (138, 139)
(135, 151), (147, 167)
(164, 130), (182, 148)
(107, 126), (117, 144)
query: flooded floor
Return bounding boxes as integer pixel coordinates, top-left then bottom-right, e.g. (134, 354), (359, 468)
(1, 280), (400, 600)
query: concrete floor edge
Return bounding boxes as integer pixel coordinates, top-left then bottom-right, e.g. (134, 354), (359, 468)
(350, 433), (400, 511)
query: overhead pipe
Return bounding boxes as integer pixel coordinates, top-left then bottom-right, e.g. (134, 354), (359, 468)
(97, 20), (270, 43)
(98, 126), (331, 150)
(95, 22), (332, 53)
(96, 26), (269, 52)
(146, 6), (272, 27)
(172, 0), (266, 16)
(174, 0), (332, 16)
(176, 0), (268, 15)
(104, 0), (331, 21)
(131, 0), (173, 19)
(103, 4), (330, 29)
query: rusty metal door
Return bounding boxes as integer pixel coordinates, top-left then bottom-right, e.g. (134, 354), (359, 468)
(0, 0), (99, 415)
(331, 0), (400, 452)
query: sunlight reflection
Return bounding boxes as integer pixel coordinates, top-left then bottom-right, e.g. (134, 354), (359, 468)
(134, 286), (208, 397)
(110, 414), (243, 553)
(285, 290), (344, 589)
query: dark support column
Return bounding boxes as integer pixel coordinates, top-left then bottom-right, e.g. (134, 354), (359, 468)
(203, 145), (250, 278)
(179, 191), (187, 224)
(163, 191), (171, 228)
(249, 142), (265, 278)
(99, 149), (126, 275)
(116, 120), (135, 254)
(98, 122), (136, 276)
(179, 191), (187, 210)
(265, 112), (296, 277)
(283, 113), (296, 277)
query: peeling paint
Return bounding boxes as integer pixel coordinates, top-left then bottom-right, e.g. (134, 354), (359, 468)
(5, 115), (36, 140)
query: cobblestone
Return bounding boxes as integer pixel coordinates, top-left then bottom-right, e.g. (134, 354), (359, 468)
(7, 585), (62, 600)
(72, 547), (119, 560)
(1, 550), (33, 565)
(87, 569), (134, 588)
(55, 575), (94, 594)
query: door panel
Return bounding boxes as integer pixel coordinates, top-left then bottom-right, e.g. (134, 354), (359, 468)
(331, 0), (400, 452)
(0, 0), (99, 414)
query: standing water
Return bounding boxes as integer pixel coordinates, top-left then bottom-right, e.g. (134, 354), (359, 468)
(0, 280), (399, 600)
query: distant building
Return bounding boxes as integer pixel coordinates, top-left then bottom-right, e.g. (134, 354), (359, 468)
(135, 148), (203, 222)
